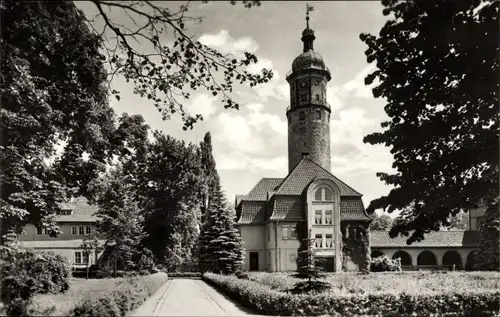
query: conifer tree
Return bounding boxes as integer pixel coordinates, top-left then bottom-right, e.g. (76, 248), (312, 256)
(291, 229), (330, 294)
(199, 178), (243, 274)
(198, 135), (243, 274)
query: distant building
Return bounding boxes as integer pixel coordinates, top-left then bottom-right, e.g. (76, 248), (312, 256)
(235, 13), (371, 272)
(19, 197), (105, 269)
(234, 13), (483, 273)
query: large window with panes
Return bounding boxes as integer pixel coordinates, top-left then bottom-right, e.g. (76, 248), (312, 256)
(71, 225), (92, 236)
(282, 225), (297, 240)
(74, 251), (89, 265)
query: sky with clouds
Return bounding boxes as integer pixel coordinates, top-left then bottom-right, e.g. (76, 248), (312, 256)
(78, 1), (396, 213)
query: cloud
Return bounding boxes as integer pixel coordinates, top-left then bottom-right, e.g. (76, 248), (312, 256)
(326, 63), (377, 112)
(329, 107), (394, 176)
(198, 30), (259, 58)
(184, 93), (218, 119)
(210, 102), (287, 171)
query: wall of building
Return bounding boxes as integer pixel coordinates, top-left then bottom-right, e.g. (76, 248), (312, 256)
(276, 222), (300, 271)
(20, 223), (98, 241)
(240, 225), (267, 271)
(371, 247), (476, 270)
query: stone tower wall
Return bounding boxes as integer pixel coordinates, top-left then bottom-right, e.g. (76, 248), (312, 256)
(287, 105), (331, 172)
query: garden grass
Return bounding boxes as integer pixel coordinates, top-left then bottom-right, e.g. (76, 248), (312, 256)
(30, 277), (125, 316)
(30, 273), (167, 316)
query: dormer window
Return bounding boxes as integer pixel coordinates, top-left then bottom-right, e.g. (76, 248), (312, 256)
(57, 209), (72, 216)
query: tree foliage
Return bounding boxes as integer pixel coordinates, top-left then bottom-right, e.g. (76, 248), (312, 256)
(95, 166), (148, 274)
(291, 229), (330, 294)
(360, 0), (499, 244)
(369, 213), (393, 231)
(198, 133), (243, 274)
(0, 0), (119, 243)
(87, 0), (272, 129)
(199, 177), (243, 274)
(142, 132), (204, 269)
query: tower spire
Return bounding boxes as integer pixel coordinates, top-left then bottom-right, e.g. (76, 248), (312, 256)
(302, 4), (316, 52)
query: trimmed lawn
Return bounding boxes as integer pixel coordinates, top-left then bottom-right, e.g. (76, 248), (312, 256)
(30, 277), (125, 316)
(248, 271), (500, 295)
(30, 273), (168, 316)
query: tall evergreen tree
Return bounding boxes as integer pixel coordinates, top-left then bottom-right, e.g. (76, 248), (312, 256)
(199, 177), (243, 274)
(198, 133), (243, 273)
(291, 229), (330, 294)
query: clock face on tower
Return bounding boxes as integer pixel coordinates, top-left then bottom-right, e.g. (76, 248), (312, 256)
(299, 78), (309, 89)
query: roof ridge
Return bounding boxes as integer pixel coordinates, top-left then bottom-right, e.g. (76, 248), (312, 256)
(305, 158), (362, 196)
(274, 159), (308, 192)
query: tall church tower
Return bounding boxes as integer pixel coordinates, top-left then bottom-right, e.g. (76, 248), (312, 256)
(286, 10), (332, 173)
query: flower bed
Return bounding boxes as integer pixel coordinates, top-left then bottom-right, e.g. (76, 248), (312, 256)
(203, 273), (500, 316)
(31, 272), (168, 316)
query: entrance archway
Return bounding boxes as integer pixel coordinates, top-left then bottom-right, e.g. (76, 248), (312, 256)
(442, 250), (462, 270)
(417, 251), (437, 269)
(392, 250), (412, 269)
(371, 250), (384, 259)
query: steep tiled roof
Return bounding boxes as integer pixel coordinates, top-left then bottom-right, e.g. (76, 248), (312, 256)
(370, 230), (480, 248)
(56, 197), (99, 222)
(245, 178), (283, 201)
(275, 158), (361, 196)
(237, 201), (266, 224)
(270, 196), (303, 221)
(340, 199), (372, 221)
(20, 239), (106, 249)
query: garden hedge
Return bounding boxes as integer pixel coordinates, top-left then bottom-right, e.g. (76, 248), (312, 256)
(203, 273), (500, 316)
(70, 272), (168, 317)
(165, 272), (202, 278)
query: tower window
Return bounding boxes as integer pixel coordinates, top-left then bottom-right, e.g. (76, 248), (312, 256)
(316, 111), (321, 120)
(299, 111), (305, 120)
(315, 94), (320, 101)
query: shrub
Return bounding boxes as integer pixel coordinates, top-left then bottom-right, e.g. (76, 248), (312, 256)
(166, 272), (202, 278)
(70, 272), (168, 317)
(234, 270), (249, 280)
(203, 273), (500, 316)
(0, 246), (71, 316)
(370, 255), (401, 272)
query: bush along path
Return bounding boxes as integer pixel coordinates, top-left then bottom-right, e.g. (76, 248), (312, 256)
(202, 273), (500, 317)
(129, 278), (263, 316)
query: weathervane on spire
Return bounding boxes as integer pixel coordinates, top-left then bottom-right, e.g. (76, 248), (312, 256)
(306, 3), (314, 29)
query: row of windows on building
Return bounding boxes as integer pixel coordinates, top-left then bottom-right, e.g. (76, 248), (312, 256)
(315, 233), (333, 248)
(35, 225), (92, 236)
(315, 210), (333, 225)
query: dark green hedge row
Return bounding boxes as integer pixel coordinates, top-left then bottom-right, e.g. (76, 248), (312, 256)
(166, 272), (202, 278)
(203, 273), (500, 317)
(70, 272), (168, 317)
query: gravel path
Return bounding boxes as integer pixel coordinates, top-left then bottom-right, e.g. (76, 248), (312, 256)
(128, 279), (265, 316)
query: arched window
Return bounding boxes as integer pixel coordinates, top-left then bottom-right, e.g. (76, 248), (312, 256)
(314, 187), (334, 201)
(324, 188), (333, 200)
(314, 188), (322, 201)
